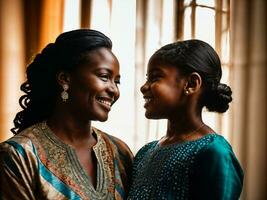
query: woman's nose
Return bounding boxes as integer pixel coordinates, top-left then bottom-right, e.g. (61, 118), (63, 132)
(107, 81), (120, 97)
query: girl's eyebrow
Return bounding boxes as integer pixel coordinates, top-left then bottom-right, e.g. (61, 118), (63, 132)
(147, 68), (166, 77)
(148, 67), (163, 74)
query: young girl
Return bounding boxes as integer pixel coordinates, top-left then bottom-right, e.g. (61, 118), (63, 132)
(128, 39), (243, 199)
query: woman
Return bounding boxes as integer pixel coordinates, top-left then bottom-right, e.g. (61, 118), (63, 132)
(128, 39), (243, 199)
(0, 29), (133, 200)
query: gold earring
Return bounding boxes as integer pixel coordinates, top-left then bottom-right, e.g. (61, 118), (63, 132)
(185, 90), (189, 95)
(61, 84), (69, 102)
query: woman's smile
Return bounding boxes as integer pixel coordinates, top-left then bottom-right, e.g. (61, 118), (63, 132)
(95, 96), (114, 111)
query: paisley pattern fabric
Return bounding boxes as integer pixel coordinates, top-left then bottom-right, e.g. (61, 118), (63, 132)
(0, 122), (133, 200)
(128, 134), (244, 200)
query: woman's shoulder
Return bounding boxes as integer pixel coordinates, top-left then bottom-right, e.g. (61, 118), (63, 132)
(0, 124), (39, 155)
(0, 124), (41, 170)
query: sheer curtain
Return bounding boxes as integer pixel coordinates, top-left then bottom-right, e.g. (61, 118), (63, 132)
(0, 0), (64, 141)
(0, 0), (25, 141)
(89, 0), (137, 150)
(230, 0), (267, 199)
(133, 0), (175, 151)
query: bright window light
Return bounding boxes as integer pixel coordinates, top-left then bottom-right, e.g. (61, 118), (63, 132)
(63, 0), (81, 31)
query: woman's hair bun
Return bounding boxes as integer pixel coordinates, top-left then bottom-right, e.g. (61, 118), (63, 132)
(205, 83), (233, 113)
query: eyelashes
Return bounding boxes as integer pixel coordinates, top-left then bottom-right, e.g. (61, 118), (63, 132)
(146, 74), (162, 82)
(99, 74), (120, 85)
(99, 75), (109, 82)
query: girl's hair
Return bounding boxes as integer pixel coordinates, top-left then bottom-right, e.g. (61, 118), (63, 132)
(152, 39), (232, 113)
(12, 29), (112, 134)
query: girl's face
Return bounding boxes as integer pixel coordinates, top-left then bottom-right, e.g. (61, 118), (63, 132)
(67, 47), (120, 122)
(140, 57), (187, 119)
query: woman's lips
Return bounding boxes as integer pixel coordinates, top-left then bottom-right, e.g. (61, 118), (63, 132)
(96, 97), (113, 111)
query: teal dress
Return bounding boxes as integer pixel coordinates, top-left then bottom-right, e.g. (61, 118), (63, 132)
(128, 134), (243, 200)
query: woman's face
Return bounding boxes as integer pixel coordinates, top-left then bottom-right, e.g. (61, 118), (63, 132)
(140, 57), (187, 119)
(67, 47), (120, 122)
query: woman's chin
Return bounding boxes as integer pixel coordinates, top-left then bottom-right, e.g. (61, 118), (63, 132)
(98, 116), (108, 122)
(91, 113), (109, 122)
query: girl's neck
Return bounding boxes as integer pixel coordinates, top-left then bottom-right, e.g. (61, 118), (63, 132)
(166, 118), (204, 137)
(158, 114), (210, 146)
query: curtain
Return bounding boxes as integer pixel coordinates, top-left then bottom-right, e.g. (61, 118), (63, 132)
(38, 0), (64, 51)
(230, 0), (267, 199)
(0, 0), (25, 141)
(0, 0), (64, 141)
(134, 0), (176, 151)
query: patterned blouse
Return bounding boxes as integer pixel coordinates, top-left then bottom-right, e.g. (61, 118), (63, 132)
(128, 134), (243, 200)
(0, 122), (133, 200)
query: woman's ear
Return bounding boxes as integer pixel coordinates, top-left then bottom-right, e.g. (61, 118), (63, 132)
(183, 72), (202, 95)
(57, 71), (71, 86)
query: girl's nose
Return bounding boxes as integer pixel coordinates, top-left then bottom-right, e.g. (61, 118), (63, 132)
(140, 82), (149, 94)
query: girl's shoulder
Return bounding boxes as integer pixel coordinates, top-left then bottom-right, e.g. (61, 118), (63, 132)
(136, 140), (158, 155)
(133, 140), (158, 163)
(195, 134), (243, 176)
(198, 134), (234, 157)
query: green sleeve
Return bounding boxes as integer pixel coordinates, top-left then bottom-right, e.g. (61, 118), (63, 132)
(190, 138), (244, 200)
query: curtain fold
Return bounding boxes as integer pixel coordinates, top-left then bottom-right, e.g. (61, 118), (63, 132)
(38, 0), (64, 51)
(81, 0), (92, 28)
(134, 0), (175, 151)
(23, 0), (41, 63)
(230, 0), (267, 199)
(0, 0), (25, 141)
(0, 0), (65, 142)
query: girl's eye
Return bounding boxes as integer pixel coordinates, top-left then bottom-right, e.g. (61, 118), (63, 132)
(115, 79), (121, 85)
(147, 75), (160, 82)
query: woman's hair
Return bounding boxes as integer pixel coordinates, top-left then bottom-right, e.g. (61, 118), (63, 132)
(152, 39), (232, 113)
(12, 29), (112, 134)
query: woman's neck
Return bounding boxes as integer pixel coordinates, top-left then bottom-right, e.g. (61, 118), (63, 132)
(47, 110), (94, 148)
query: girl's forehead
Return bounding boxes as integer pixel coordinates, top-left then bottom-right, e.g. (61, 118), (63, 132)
(147, 63), (179, 75)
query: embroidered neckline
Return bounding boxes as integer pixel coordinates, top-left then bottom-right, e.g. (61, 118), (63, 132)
(36, 121), (114, 199)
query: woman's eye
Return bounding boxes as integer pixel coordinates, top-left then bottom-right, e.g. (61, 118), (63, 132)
(100, 75), (109, 82)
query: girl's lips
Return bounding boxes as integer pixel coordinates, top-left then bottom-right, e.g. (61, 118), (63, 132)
(143, 97), (153, 108)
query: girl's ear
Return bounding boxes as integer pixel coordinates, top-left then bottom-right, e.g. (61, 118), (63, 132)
(183, 72), (202, 95)
(57, 71), (71, 86)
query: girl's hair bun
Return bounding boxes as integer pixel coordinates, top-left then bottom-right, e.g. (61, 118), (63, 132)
(205, 83), (232, 113)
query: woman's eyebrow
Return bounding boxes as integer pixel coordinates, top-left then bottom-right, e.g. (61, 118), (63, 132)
(95, 68), (120, 78)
